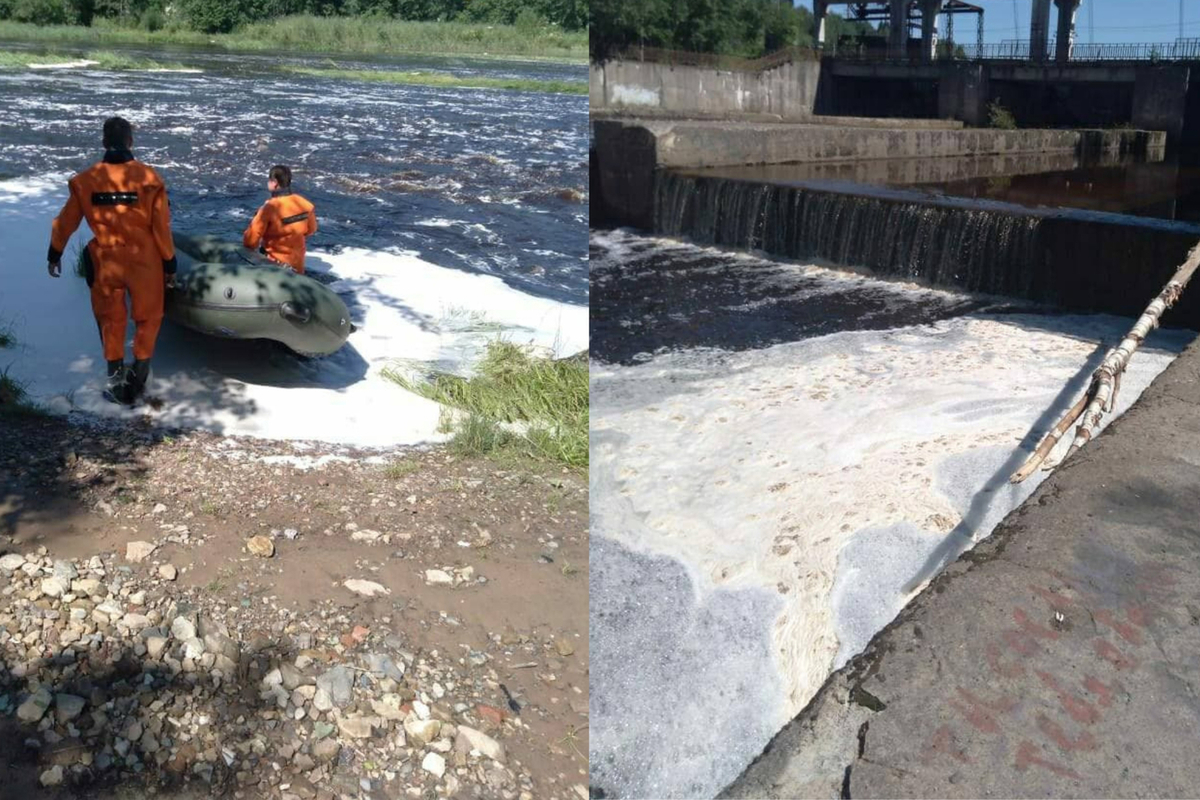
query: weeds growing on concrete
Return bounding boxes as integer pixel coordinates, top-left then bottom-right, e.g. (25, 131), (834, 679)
(987, 100), (1017, 130)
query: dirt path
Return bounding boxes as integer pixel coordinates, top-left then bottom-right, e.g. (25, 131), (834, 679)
(1, 414), (588, 799)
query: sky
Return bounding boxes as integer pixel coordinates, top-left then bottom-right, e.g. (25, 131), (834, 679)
(793, 0), (1200, 45)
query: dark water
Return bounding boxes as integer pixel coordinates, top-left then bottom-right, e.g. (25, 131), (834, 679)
(680, 152), (1200, 227)
(901, 158), (1200, 224)
(0, 45), (588, 304)
(589, 229), (1024, 366)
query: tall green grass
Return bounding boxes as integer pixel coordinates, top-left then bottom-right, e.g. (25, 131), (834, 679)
(386, 341), (587, 468)
(0, 16), (587, 62)
(0, 327), (46, 416)
(284, 65), (584, 95)
(0, 366), (45, 418)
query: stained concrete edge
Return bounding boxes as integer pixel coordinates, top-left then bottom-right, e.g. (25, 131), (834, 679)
(722, 333), (1200, 799)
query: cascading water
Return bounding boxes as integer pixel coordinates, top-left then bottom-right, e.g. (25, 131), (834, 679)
(654, 171), (1044, 300)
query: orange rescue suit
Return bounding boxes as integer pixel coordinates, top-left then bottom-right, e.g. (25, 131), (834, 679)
(243, 190), (317, 273)
(49, 150), (176, 363)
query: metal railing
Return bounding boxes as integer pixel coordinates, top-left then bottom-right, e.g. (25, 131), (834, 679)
(609, 38), (1200, 70)
(828, 37), (1200, 63)
(956, 39), (1200, 62)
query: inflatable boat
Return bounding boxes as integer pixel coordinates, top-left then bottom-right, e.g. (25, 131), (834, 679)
(166, 234), (353, 356)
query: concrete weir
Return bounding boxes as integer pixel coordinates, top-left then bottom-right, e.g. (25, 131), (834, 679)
(592, 119), (1166, 229)
(721, 336), (1200, 799)
(591, 119), (1198, 326)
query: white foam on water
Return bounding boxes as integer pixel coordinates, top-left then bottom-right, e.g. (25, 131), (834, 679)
(0, 175), (586, 446)
(26, 60), (100, 70)
(590, 237), (1193, 798)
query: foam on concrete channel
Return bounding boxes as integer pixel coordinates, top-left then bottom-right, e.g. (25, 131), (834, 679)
(588, 230), (1195, 800)
(723, 337), (1200, 799)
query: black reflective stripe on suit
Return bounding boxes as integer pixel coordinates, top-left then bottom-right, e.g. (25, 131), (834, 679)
(92, 192), (139, 206)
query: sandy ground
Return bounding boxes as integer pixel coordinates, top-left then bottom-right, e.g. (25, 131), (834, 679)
(1, 414), (588, 798)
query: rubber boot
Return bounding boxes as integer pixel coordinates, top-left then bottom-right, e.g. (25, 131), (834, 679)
(104, 359), (134, 406)
(127, 359), (151, 403)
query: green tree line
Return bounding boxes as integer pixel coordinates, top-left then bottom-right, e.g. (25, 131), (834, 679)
(589, 0), (876, 61)
(0, 0), (585, 34)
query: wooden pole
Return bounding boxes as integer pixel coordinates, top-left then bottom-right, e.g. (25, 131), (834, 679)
(1010, 241), (1200, 483)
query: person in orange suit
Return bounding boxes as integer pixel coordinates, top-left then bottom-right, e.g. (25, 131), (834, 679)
(243, 165), (317, 274)
(47, 116), (177, 406)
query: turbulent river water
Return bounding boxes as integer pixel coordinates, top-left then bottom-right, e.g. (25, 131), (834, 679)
(0, 44), (588, 304)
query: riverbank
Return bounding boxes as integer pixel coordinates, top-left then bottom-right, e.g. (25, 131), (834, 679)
(0, 16), (587, 63)
(284, 65), (586, 95)
(0, 416), (588, 799)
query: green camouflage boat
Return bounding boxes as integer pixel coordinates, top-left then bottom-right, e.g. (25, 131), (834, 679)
(167, 234), (354, 357)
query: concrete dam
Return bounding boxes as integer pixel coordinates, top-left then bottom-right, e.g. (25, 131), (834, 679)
(590, 79), (1200, 797)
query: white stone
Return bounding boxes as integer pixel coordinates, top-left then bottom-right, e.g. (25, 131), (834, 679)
(403, 715), (441, 747)
(424, 569), (454, 586)
(171, 616), (197, 640)
(39, 765), (64, 787)
(421, 752), (446, 779)
(182, 637), (205, 660)
(158, 564), (178, 581)
(342, 579), (389, 597)
(40, 577), (70, 598)
(17, 687), (52, 722)
(125, 541), (156, 562)
(120, 613), (151, 630)
(0, 553), (26, 571)
(455, 725), (506, 763)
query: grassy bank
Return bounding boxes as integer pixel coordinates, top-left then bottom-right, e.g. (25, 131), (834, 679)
(0, 16), (587, 62)
(0, 48), (190, 69)
(386, 341), (587, 468)
(0, 48), (580, 93)
(284, 65), (584, 95)
(0, 327), (44, 417)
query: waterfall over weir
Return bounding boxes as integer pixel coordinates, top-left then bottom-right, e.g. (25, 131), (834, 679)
(653, 170), (1200, 325)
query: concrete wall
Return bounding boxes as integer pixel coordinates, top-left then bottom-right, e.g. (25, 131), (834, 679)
(825, 60), (1191, 143)
(592, 119), (1167, 230)
(1133, 65), (1191, 143)
(647, 122), (1160, 170)
(590, 59), (821, 120)
(937, 63), (988, 126)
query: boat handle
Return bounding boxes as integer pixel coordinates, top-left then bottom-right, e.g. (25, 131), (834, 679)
(279, 302), (311, 323)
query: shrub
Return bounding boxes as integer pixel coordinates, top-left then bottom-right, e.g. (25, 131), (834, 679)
(10, 0), (71, 25)
(987, 99), (1017, 130)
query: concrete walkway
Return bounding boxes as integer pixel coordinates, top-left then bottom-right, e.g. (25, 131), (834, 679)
(722, 336), (1200, 799)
